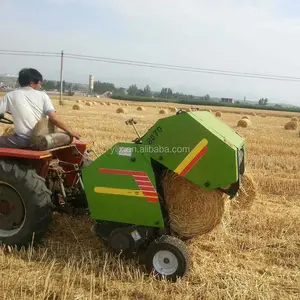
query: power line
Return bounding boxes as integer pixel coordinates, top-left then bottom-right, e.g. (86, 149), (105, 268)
(0, 50), (60, 56)
(65, 52), (300, 81)
(1, 49), (300, 82)
(64, 53), (300, 82)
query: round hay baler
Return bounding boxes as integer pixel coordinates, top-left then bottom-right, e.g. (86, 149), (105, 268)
(82, 111), (252, 281)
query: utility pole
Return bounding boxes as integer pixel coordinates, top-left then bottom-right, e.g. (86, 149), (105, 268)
(59, 50), (64, 106)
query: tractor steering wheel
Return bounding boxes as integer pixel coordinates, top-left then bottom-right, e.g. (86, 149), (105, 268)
(0, 112), (13, 125)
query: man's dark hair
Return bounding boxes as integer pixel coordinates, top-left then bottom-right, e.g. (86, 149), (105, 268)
(18, 68), (43, 87)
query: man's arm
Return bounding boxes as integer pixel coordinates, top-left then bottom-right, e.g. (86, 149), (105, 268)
(47, 111), (81, 139)
(43, 92), (80, 139)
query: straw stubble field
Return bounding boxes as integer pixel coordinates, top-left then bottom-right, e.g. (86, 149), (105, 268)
(0, 96), (300, 300)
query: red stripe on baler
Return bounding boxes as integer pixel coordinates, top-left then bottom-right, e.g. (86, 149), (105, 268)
(133, 175), (148, 179)
(98, 168), (159, 202)
(141, 190), (158, 197)
(146, 197), (158, 203)
(180, 146), (208, 176)
(99, 168), (147, 176)
(135, 180), (153, 186)
(139, 186), (156, 192)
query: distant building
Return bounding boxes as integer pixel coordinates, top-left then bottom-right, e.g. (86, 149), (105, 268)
(221, 97), (234, 104)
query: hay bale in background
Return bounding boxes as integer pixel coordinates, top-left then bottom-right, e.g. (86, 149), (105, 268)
(85, 102), (92, 106)
(159, 109), (167, 114)
(72, 104), (81, 110)
(137, 106), (145, 111)
(76, 100), (81, 103)
(169, 107), (178, 113)
(251, 112), (256, 116)
(291, 117), (299, 122)
(242, 116), (250, 120)
(231, 174), (257, 210)
(116, 107), (126, 114)
(186, 108), (192, 112)
(284, 121), (298, 130)
(261, 114), (266, 118)
(237, 119), (252, 128)
(161, 171), (226, 238)
(215, 111), (222, 117)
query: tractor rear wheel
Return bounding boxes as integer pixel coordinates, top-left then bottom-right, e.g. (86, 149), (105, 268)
(144, 235), (189, 281)
(0, 161), (53, 248)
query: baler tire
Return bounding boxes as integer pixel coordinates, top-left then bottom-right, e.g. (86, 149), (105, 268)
(0, 160), (53, 248)
(144, 235), (189, 281)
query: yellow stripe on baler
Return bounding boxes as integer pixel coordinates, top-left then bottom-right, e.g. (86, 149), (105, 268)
(94, 187), (157, 199)
(174, 138), (208, 174)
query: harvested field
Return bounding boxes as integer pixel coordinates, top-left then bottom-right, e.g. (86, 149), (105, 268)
(0, 96), (300, 299)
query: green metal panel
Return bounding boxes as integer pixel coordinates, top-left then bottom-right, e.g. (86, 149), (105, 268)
(81, 142), (165, 228)
(139, 111), (245, 190)
(190, 111), (244, 148)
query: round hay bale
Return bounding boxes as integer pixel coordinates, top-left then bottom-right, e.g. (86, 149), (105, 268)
(237, 119), (252, 127)
(85, 102), (92, 106)
(169, 107), (178, 113)
(137, 106), (145, 111)
(261, 114), (266, 118)
(251, 112), (256, 116)
(72, 104), (81, 110)
(159, 109), (167, 114)
(116, 107), (126, 114)
(242, 116), (250, 120)
(185, 108), (192, 112)
(284, 120), (298, 130)
(291, 117), (299, 122)
(107, 103), (111, 106)
(215, 111), (222, 117)
(231, 174), (257, 210)
(76, 100), (81, 103)
(161, 171), (226, 238)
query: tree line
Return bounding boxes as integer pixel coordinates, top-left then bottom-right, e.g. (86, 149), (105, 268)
(41, 79), (211, 101)
(41, 79), (273, 107)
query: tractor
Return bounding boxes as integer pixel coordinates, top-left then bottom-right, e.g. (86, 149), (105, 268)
(0, 109), (245, 281)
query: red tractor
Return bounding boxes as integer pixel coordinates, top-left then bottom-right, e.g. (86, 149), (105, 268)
(0, 112), (91, 248)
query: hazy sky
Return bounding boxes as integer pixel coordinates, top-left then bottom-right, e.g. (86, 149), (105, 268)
(1, 0), (300, 104)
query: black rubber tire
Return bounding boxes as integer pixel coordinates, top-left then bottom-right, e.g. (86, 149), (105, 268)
(0, 160), (53, 248)
(144, 235), (189, 281)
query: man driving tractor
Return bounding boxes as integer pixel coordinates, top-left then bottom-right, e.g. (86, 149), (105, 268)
(0, 68), (80, 149)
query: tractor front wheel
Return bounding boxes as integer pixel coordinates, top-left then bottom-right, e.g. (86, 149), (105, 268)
(144, 235), (189, 281)
(0, 161), (53, 248)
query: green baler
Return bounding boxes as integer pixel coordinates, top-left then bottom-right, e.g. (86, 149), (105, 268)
(82, 110), (246, 281)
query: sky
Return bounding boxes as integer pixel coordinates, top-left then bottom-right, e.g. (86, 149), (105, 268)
(1, 0), (300, 104)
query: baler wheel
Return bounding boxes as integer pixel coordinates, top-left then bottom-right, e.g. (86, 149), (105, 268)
(0, 161), (53, 248)
(144, 235), (189, 281)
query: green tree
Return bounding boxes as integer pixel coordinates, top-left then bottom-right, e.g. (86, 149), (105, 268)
(42, 80), (57, 90)
(93, 81), (116, 94)
(127, 84), (138, 96)
(143, 85), (152, 97)
(259, 98), (268, 105)
(115, 87), (126, 96)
